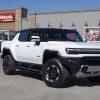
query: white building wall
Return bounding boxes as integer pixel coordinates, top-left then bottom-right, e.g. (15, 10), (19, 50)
(22, 18), (29, 29)
(36, 10), (100, 38)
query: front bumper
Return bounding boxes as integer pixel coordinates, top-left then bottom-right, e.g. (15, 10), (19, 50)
(60, 56), (100, 77)
(76, 65), (100, 77)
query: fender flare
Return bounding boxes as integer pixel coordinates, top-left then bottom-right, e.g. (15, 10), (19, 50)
(43, 50), (61, 64)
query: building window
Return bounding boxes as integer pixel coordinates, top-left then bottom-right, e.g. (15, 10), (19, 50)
(85, 27), (100, 41)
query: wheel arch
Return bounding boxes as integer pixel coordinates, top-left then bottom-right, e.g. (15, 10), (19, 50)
(1, 48), (12, 58)
(43, 50), (72, 75)
(43, 50), (61, 64)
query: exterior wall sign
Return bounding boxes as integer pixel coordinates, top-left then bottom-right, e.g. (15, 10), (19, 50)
(0, 13), (15, 22)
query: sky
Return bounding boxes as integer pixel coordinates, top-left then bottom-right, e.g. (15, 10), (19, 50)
(0, 0), (100, 13)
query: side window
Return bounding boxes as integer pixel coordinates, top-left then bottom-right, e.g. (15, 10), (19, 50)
(43, 30), (61, 41)
(19, 31), (30, 42)
(43, 34), (48, 41)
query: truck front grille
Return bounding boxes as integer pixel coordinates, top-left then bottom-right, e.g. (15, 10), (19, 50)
(81, 57), (100, 65)
(67, 48), (100, 54)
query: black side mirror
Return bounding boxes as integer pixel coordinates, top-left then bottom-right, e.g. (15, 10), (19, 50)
(35, 41), (40, 46)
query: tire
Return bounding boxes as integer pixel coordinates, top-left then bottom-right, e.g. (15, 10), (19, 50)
(3, 55), (16, 75)
(87, 76), (100, 83)
(42, 58), (69, 88)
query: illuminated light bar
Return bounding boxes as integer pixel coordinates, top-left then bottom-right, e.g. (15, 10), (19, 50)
(67, 48), (100, 54)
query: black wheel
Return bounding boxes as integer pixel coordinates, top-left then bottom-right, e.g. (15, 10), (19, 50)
(42, 58), (69, 88)
(3, 55), (16, 75)
(87, 76), (100, 83)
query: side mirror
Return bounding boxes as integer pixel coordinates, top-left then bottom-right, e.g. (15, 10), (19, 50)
(31, 36), (40, 46)
(31, 36), (40, 42)
(35, 41), (40, 46)
(83, 39), (87, 42)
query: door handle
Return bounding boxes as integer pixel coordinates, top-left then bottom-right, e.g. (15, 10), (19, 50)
(27, 46), (30, 47)
(16, 45), (19, 47)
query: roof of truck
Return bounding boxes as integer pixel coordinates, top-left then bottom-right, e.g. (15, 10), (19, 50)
(21, 28), (77, 32)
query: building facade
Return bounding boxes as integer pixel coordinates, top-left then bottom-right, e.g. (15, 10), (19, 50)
(0, 7), (28, 31)
(0, 7), (100, 41)
(0, 7), (28, 41)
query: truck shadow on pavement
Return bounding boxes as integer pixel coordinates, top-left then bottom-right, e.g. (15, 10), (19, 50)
(66, 77), (100, 88)
(14, 69), (100, 88)
(15, 69), (43, 81)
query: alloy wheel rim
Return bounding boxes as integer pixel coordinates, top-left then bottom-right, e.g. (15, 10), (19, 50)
(45, 65), (60, 82)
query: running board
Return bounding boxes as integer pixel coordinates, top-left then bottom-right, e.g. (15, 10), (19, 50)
(16, 66), (42, 74)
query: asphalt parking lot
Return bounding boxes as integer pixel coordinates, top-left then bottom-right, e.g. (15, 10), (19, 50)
(0, 58), (100, 100)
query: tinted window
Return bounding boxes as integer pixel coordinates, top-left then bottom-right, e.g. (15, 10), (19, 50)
(0, 33), (8, 40)
(43, 30), (61, 41)
(43, 29), (83, 42)
(31, 30), (42, 41)
(19, 30), (30, 41)
(62, 30), (83, 42)
(0, 34), (3, 40)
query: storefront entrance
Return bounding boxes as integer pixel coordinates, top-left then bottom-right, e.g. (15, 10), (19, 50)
(0, 30), (10, 53)
(0, 30), (16, 53)
(0, 30), (9, 41)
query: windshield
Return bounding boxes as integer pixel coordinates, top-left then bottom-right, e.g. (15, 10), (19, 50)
(62, 30), (83, 42)
(44, 29), (83, 42)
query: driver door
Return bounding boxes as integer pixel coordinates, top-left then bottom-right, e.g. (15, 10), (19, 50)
(15, 29), (43, 64)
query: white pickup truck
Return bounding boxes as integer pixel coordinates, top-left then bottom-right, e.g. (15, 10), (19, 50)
(1, 28), (100, 88)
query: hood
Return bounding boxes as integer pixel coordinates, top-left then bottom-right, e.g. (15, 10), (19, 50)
(47, 41), (100, 49)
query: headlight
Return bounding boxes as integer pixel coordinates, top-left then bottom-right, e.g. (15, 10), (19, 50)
(66, 48), (69, 53)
